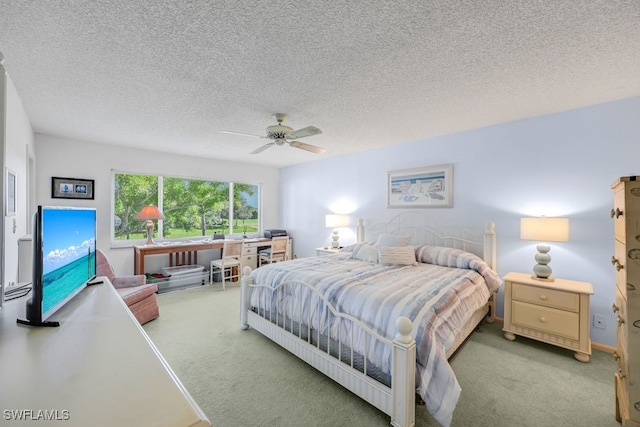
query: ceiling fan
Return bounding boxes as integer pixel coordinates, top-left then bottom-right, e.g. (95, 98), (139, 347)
(221, 113), (325, 155)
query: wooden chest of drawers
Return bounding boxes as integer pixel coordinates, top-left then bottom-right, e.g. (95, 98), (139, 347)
(502, 272), (593, 362)
(611, 176), (640, 426)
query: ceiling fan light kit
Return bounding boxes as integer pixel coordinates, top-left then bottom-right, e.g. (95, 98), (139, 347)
(221, 113), (325, 155)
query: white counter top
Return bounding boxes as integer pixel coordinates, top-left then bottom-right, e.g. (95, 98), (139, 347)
(0, 278), (210, 427)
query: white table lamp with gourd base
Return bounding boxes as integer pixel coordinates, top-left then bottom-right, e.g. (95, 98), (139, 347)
(325, 214), (349, 249)
(520, 216), (570, 281)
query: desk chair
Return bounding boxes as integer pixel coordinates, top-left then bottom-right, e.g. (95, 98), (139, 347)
(210, 240), (243, 290)
(258, 236), (289, 267)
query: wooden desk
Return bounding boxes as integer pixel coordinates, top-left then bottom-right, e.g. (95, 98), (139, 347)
(0, 277), (210, 427)
(133, 238), (282, 275)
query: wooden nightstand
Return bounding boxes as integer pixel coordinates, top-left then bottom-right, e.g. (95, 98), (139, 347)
(315, 247), (341, 256)
(502, 272), (594, 362)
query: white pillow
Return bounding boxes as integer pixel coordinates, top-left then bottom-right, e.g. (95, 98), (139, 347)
(378, 246), (417, 266)
(376, 233), (411, 247)
(353, 244), (379, 263)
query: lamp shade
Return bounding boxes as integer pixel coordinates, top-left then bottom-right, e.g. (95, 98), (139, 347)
(520, 217), (569, 242)
(136, 205), (165, 221)
(325, 214), (348, 228)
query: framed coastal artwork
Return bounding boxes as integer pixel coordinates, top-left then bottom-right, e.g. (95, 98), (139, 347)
(387, 164), (453, 208)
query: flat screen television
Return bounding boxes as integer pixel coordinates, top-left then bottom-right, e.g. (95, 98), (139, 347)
(17, 206), (97, 327)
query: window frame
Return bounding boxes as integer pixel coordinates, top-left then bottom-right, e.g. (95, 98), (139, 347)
(110, 170), (262, 247)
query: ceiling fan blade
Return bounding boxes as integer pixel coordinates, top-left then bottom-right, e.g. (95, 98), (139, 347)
(286, 126), (322, 139)
(288, 140), (326, 154)
(251, 143), (275, 154)
(221, 130), (266, 138)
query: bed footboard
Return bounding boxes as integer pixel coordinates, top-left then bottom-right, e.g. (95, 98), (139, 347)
(240, 267), (416, 427)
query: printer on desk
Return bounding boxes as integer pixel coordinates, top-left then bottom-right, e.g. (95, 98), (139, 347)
(264, 229), (287, 238)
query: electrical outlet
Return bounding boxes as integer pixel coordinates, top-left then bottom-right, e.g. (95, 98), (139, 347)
(593, 314), (606, 330)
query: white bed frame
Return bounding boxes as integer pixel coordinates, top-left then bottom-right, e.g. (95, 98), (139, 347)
(240, 212), (497, 427)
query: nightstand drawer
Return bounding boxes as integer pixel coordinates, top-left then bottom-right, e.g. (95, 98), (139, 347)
(512, 300), (580, 340)
(512, 283), (579, 312)
(316, 247), (341, 256)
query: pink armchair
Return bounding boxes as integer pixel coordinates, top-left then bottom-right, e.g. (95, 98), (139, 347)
(96, 249), (159, 325)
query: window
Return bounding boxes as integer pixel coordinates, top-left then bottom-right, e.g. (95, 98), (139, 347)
(113, 172), (260, 244)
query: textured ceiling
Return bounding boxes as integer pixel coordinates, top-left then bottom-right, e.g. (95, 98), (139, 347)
(1, 1), (639, 168)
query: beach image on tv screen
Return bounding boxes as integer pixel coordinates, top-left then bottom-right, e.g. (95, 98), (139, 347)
(42, 208), (96, 317)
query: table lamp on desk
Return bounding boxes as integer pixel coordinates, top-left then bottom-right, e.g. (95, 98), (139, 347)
(136, 205), (165, 245)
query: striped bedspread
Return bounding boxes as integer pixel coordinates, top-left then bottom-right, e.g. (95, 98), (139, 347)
(249, 245), (502, 427)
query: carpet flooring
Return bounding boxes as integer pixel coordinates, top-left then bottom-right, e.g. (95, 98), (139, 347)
(143, 283), (620, 427)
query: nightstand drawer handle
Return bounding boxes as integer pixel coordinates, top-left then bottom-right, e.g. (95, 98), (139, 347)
(539, 294), (548, 301)
(539, 316), (547, 323)
(610, 208), (623, 219)
(612, 303), (619, 313)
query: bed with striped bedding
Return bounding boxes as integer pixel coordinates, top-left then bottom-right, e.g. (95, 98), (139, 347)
(245, 244), (502, 426)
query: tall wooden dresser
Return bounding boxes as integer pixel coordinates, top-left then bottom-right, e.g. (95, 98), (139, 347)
(611, 176), (640, 426)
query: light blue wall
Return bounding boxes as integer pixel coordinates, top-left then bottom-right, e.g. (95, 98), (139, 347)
(281, 96), (640, 347)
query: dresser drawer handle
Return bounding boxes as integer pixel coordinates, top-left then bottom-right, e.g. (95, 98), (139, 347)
(539, 316), (547, 323)
(612, 303), (619, 313)
(611, 256), (625, 271)
(539, 294), (548, 301)
(613, 351), (620, 361)
(618, 316), (625, 326)
(619, 368), (626, 379)
(610, 208), (623, 219)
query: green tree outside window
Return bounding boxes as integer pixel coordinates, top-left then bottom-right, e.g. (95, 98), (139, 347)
(113, 173), (259, 242)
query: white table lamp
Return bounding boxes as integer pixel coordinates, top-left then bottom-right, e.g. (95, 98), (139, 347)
(325, 214), (349, 248)
(136, 205), (165, 245)
(520, 217), (569, 281)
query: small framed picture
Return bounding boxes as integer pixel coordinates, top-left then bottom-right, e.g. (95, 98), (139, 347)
(51, 177), (95, 200)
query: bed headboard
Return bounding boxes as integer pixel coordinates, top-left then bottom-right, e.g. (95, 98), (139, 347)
(356, 212), (497, 271)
